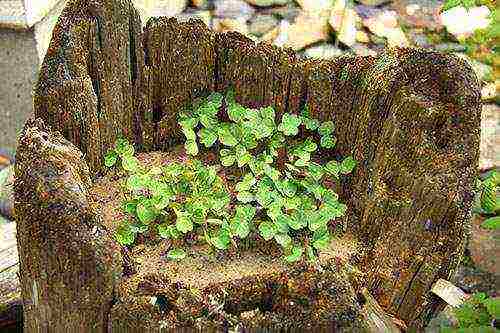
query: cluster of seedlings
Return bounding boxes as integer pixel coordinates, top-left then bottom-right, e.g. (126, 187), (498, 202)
(105, 90), (357, 263)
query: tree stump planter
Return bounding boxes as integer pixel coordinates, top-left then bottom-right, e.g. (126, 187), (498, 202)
(14, 0), (481, 331)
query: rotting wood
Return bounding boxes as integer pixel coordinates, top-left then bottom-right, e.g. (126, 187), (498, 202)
(359, 288), (402, 333)
(14, 118), (123, 332)
(20, 0), (483, 330)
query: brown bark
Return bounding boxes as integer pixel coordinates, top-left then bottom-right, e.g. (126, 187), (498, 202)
(14, 118), (123, 331)
(18, 0), (482, 330)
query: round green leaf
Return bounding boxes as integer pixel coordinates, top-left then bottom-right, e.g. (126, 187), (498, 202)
(320, 134), (336, 149)
(285, 246), (303, 263)
(167, 249), (186, 261)
(278, 113), (302, 136)
(274, 233), (292, 248)
(137, 202), (157, 224)
(303, 117), (319, 131)
(340, 156), (357, 174)
(198, 128), (218, 148)
(237, 191), (255, 203)
(116, 224), (135, 245)
(122, 155), (140, 172)
(318, 121), (334, 136)
(185, 140), (199, 156)
(175, 211), (193, 233)
(274, 214), (290, 234)
(228, 104), (246, 123)
(104, 150), (118, 167)
(220, 155), (236, 167)
(302, 139), (318, 152)
(231, 218), (250, 239)
(218, 125), (238, 146)
(325, 160), (340, 177)
(212, 229), (231, 250)
(158, 224), (181, 239)
(481, 216), (500, 230)
(127, 174), (144, 191)
(259, 220), (276, 240)
(312, 227), (331, 250)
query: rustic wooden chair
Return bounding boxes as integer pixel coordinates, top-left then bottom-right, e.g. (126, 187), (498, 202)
(13, 0), (481, 331)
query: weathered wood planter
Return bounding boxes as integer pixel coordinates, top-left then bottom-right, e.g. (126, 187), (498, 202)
(13, 0), (481, 331)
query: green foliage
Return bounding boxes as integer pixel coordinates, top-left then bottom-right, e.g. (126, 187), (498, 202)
(474, 170), (500, 230)
(442, 0), (476, 11)
(104, 89), (357, 263)
(445, 293), (500, 331)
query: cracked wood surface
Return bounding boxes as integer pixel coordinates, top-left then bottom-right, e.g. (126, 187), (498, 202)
(18, 0), (483, 330)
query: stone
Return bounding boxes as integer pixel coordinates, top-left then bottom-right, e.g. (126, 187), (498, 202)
(469, 214), (500, 276)
(133, 0), (188, 25)
(351, 43), (377, 56)
(262, 2), (301, 21)
(273, 13), (330, 50)
(479, 104), (500, 171)
(407, 30), (430, 48)
(329, 0), (359, 47)
(175, 10), (211, 27)
(248, 14), (280, 37)
(440, 5), (492, 39)
(359, 7), (409, 47)
(213, 17), (249, 35)
(481, 82), (499, 103)
(295, 0), (334, 12)
(190, 0), (209, 9)
(433, 43), (467, 53)
(303, 43), (345, 59)
(391, 0), (444, 31)
(214, 0), (255, 20)
(453, 53), (492, 82)
(359, 0), (391, 5)
(355, 29), (370, 43)
(261, 25), (280, 44)
(245, 0), (289, 7)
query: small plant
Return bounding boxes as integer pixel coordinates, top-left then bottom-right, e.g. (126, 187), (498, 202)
(105, 89), (357, 263)
(473, 170), (500, 230)
(441, 292), (500, 332)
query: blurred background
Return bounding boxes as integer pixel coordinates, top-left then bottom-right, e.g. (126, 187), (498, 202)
(0, 0), (497, 329)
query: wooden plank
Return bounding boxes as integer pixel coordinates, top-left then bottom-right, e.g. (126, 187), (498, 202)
(0, 221), (21, 328)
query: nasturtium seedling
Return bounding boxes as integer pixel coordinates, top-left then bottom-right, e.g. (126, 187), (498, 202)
(278, 113), (302, 136)
(116, 223), (135, 245)
(107, 88), (357, 263)
(105, 150), (118, 167)
(285, 246), (304, 262)
(167, 249), (186, 261)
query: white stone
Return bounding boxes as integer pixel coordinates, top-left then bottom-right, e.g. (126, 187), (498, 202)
(440, 5), (491, 39)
